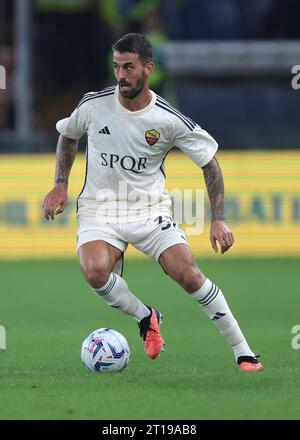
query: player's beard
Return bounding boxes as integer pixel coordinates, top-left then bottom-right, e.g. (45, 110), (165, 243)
(118, 73), (147, 99)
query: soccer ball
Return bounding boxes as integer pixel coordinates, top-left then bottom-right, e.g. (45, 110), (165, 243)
(81, 328), (130, 373)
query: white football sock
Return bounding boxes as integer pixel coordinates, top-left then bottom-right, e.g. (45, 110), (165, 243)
(192, 278), (255, 361)
(93, 273), (150, 322)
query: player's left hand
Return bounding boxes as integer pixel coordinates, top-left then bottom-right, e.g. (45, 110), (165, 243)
(210, 220), (234, 254)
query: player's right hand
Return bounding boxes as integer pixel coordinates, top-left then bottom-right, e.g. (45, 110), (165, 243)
(42, 184), (68, 220)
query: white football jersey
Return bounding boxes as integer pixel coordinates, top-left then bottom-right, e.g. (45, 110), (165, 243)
(56, 85), (218, 223)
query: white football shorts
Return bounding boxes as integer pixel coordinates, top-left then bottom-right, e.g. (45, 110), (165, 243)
(77, 215), (188, 265)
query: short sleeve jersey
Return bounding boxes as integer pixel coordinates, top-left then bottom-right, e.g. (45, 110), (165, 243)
(56, 86), (218, 222)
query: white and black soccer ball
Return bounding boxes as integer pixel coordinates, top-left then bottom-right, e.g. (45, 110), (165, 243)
(81, 328), (130, 373)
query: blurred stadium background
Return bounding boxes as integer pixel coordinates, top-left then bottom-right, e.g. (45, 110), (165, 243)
(1, 0), (300, 420)
(1, 0), (300, 259)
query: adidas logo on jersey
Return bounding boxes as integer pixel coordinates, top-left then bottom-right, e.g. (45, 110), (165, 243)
(99, 126), (110, 135)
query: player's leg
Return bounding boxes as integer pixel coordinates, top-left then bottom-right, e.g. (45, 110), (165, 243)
(78, 240), (151, 322)
(159, 243), (263, 371)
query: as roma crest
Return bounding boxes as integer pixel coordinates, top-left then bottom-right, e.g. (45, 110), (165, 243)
(145, 129), (160, 146)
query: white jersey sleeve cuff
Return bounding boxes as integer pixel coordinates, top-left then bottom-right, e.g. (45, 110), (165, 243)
(56, 117), (80, 140)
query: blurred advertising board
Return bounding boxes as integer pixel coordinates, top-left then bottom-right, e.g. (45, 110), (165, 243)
(0, 151), (299, 259)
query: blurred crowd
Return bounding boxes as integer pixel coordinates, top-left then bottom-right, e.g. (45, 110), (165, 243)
(0, 0), (300, 141)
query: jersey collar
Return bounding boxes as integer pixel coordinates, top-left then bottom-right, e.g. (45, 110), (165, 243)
(114, 87), (156, 115)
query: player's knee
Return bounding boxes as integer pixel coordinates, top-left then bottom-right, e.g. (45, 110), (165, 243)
(81, 262), (111, 289)
(178, 266), (204, 293)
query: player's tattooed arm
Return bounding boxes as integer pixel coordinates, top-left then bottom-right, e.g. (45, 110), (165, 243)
(202, 157), (234, 253)
(54, 135), (78, 185)
(202, 157), (225, 221)
(42, 135), (78, 220)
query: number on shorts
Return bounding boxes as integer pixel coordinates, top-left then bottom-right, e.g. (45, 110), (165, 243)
(154, 216), (176, 231)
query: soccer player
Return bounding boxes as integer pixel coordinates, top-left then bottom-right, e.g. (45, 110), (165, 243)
(43, 33), (263, 372)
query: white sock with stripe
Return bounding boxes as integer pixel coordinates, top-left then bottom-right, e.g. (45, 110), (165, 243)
(92, 273), (150, 322)
(191, 278), (255, 361)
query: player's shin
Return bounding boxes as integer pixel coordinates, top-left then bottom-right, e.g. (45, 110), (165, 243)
(92, 273), (150, 322)
(191, 278), (255, 360)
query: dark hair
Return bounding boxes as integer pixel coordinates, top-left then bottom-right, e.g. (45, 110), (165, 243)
(112, 33), (152, 64)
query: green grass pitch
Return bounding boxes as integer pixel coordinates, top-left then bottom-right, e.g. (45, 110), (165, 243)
(0, 258), (299, 420)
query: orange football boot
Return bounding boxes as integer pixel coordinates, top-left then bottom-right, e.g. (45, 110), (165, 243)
(238, 355), (264, 372)
(138, 306), (164, 360)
